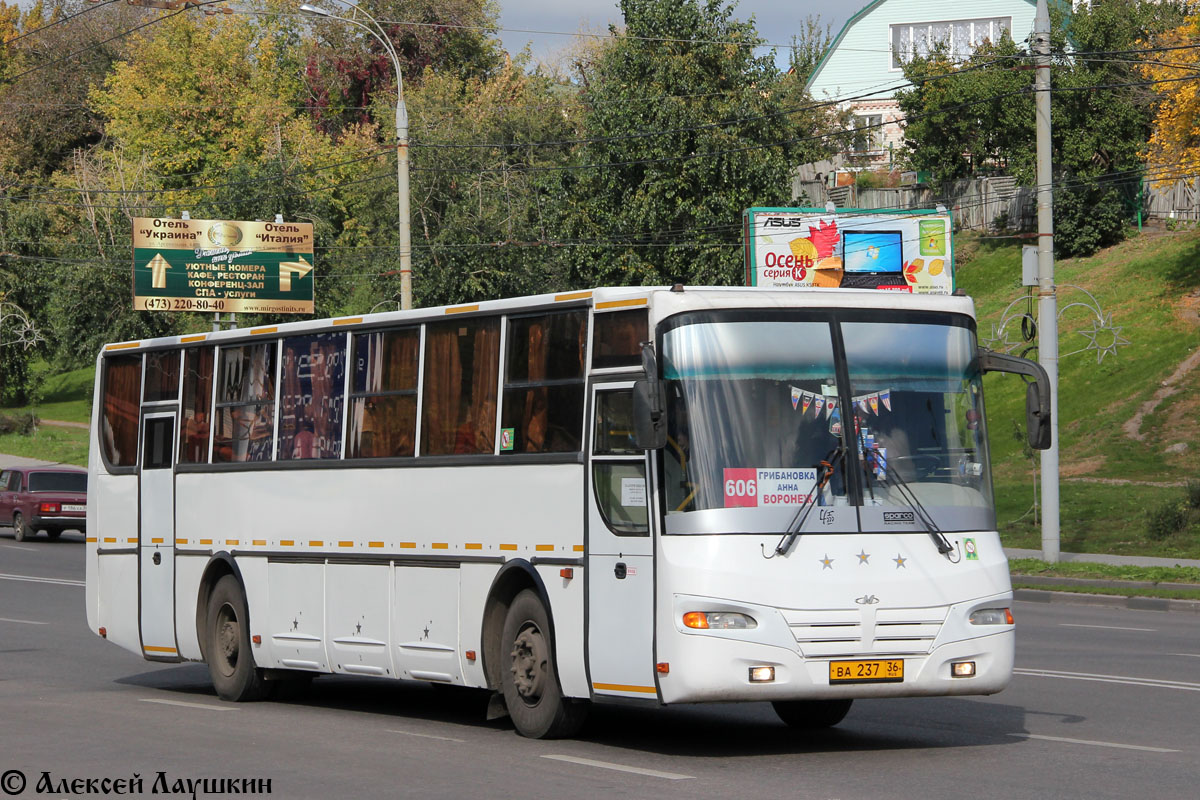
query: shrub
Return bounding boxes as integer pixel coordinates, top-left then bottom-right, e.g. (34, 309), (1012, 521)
(1185, 480), (1200, 509)
(1146, 500), (1189, 540)
(0, 412), (38, 436)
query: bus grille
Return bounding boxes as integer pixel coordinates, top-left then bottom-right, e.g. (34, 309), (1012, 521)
(780, 605), (949, 658)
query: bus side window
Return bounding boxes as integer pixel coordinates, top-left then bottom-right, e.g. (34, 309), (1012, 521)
(501, 310), (586, 453)
(212, 343), (277, 463)
(278, 332), (346, 461)
(101, 354), (142, 468)
(592, 309), (647, 370)
(592, 389), (648, 535)
(179, 346), (214, 464)
(347, 328), (419, 459)
(421, 318), (500, 456)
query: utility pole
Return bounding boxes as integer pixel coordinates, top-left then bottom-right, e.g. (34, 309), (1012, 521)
(1034, 0), (1060, 563)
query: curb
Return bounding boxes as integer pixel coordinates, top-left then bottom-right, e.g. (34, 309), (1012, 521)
(1014, 588), (1200, 614)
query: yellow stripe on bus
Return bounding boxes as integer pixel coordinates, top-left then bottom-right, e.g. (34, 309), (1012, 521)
(595, 298), (647, 310)
(143, 645), (178, 654)
(308, 540), (323, 547)
(555, 290), (592, 302)
(499, 544), (518, 551)
(593, 683), (657, 694)
(251, 326), (277, 335)
(104, 341), (141, 351)
(400, 542), (416, 549)
(176, 539), (187, 545)
(573, 545), (584, 552)
(535, 544), (554, 551)
(339, 540), (354, 548)
(200, 539), (213, 545)
(253, 539), (266, 546)
(465, 543), (482, 550)
(280, 540), (294, 546)
(445, 304), (479, 315)
(181, 334), (207, 343)
(226, 539), (239, 546)
(332, 317), (363, 326)
(432, 543), (448, 550)
(368, 541), (384, 548)
(151, 537), (163, 544)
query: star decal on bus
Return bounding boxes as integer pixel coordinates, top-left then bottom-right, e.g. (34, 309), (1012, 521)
(894, 554), (907, 569)
(820, 554), (834, 570)
(856, 549), (870, 564)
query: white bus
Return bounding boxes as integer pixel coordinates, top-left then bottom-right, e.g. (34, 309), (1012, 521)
(86, 286), (1049, 738)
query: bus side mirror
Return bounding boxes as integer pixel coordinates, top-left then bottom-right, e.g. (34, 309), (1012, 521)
(632, 341), (667, 450)
(977, 349), (1052, 450)
(632, 380), (667, 450)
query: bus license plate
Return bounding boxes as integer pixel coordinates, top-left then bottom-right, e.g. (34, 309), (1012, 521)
(829, 659), (904, 684)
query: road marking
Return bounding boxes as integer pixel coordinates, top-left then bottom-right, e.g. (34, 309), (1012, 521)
(1060, 623), (1157, 632)
(1, 544), (37, 552)
(1171, 653), (1200, 659)
(541, 755), (693, 781)
(1008, 733), (1179, 753)
(0, 572), (84, 587)
(1015, 667), (1200, 692)
(0, 617), (47, 625)
(386, 729), (465, 743)
(139, 698), (236, 712)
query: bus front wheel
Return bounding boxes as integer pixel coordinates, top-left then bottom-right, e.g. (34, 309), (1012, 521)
(205, 575), (270, 702)
(772, 698), (853, 729)
(500, 589), (587, 739)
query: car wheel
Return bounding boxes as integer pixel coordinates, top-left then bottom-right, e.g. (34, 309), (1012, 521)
(499, 589), (588, 739)
(13, 512), (27, 542)
(772, 698), (853, 729)
(205, 574), (270, 702)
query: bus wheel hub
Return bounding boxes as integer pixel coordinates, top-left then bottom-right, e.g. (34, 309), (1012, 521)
(510, 625), (547, 702)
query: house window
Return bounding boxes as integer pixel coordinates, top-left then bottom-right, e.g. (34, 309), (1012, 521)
(851, 114), (884, 154)
(890, 17), (1011, 69)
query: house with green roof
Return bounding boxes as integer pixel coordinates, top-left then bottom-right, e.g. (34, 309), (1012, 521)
(806, 1), (1041, 166)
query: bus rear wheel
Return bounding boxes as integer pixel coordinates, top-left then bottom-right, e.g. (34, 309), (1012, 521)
(205, 575), (269, 702)
(772, 698), (853, 729)
(500, 589), (587, 739)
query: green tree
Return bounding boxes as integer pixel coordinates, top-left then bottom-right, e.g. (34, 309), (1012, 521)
(896, 1), (1188, 257)
(559, 0), (839, 288)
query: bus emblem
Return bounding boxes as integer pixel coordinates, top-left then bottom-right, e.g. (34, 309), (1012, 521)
(855, 594), (880, 605)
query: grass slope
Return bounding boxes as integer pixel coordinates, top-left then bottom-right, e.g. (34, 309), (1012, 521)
(959, 227), (1200, 557)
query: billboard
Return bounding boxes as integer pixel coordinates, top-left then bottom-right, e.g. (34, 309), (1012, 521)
(743, 208), (953, 294)
(132, 217), (315, 314)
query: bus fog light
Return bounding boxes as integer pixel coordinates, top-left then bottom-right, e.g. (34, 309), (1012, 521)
(969, 608), (1013, 625)
(683, 611), (757, 630)
(951, 661), (976, 678)
(749, 666), (775, 683)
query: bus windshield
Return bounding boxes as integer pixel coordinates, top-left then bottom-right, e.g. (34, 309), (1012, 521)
(659, 312), (994, 535)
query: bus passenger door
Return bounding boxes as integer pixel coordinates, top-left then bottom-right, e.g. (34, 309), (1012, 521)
(139, 413), (177, 659)
(587, 384), (656, 699)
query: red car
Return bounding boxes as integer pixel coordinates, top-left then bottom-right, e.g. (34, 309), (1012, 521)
(0, 466), (87, 541)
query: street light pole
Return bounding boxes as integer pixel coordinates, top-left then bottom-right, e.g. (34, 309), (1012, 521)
(301, 2), (413, 310)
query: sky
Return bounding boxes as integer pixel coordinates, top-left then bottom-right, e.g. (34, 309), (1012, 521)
(494, 0), (854, 70)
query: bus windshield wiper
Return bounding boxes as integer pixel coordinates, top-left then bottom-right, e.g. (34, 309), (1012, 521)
(766, 446), (845, 559)
(869, 447), (955, 558)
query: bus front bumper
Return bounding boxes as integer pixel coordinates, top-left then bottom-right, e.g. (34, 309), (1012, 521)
(655, 628), (1014, 704)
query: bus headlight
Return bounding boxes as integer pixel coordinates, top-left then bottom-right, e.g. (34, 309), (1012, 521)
(969, 607), (1013, 625)
(682, 611), (757, 630)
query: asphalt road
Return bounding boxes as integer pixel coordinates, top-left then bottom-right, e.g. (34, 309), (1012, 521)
(1, 530), (1197, 800)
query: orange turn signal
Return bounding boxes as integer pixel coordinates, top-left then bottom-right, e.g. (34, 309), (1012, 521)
(656, 662), (670, 674)
(682, 612), (709, 629)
